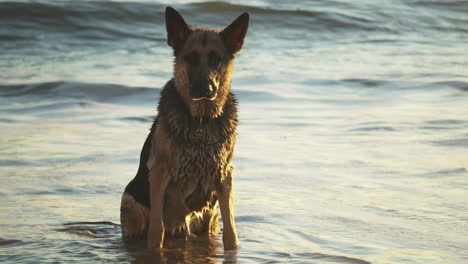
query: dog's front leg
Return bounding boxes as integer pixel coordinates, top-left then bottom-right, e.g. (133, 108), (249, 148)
(148, 166), (169, 251)
(216, 173), (239, 250)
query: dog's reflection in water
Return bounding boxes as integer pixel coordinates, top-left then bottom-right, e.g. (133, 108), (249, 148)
(125, 234), (238, 264)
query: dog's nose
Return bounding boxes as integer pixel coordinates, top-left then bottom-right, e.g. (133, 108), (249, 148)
(206, 81), (218, 99)
(204, 86), (216, 99)
(191, 79), (218, 100)
(208, 79), (218, 94)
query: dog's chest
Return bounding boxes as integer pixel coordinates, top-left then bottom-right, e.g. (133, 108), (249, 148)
(156, 87), (238, 199)
(171, 138), (231, 196)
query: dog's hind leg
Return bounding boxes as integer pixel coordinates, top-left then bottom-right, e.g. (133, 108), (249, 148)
(120, 192), (149, 240)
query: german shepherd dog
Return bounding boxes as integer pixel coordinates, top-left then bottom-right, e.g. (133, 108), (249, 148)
(120, 7), (249, 251)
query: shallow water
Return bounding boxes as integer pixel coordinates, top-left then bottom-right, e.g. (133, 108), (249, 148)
(1, 0), (468, 263)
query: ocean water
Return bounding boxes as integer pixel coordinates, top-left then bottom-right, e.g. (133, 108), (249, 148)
(1, 0), (468, 263)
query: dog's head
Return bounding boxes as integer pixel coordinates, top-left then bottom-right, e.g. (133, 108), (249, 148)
(165, 7), (249, 118)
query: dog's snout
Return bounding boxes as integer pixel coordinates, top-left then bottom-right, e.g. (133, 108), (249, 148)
(206, 81), (218, 99)
(190, 78), (218, 100)
(208, 79), (218, 94)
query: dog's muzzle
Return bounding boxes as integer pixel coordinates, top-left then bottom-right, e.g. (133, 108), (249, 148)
(190, 79), (218, 101)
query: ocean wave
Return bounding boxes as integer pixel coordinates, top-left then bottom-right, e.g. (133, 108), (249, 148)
(431, 138), (468, 148)
(0, 0), (367, 26)
(0, 81), (159, 104)
(0, 238), (22, 246)
(0, 0), (396, 42)
(417, 167), (467, 178)
(2, 0), (466, 45)
(434, 81), (468, 91)
(351, 126), (397, 132)
(0, 1), (165, 42)
(0, 1), (164, 24)
(57, 221), (120, 239)
(0, 81), (292, 103)
(2, 78), (466, 107)
(409, 0), (468, 13)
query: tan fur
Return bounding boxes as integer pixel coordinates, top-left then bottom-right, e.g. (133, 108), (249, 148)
(120, 193), (149, 239)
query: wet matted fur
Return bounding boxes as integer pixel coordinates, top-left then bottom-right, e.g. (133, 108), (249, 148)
(120, 7), (249, 251)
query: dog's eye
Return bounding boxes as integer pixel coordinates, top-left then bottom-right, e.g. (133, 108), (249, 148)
(208, 51), (221, 68)
(184, 51), (200, 66)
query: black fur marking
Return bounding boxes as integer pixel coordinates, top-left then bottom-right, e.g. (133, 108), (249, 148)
(123, 118), (158, 208)
(208, 51), (221, 69)
(201, 32), (208, 47)
(184, 51), (200, 66)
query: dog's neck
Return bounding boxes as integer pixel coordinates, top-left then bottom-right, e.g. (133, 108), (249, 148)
(158, 80), (238, 145)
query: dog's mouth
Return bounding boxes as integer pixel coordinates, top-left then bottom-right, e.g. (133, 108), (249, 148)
(192, 92), (217, 101)
(190, 78), (219, 102)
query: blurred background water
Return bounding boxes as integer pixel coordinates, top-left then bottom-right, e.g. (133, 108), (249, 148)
(0, 0), (467, 263)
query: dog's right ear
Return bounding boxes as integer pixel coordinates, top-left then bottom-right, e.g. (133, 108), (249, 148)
(165, 7), (190, 52)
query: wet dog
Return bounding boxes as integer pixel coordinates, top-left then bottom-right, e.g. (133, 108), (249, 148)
(120, 7), (249, 251)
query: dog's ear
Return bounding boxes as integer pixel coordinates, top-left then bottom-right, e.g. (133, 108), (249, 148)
(165, 7), (190, 51)
(220, 12), (249, 55)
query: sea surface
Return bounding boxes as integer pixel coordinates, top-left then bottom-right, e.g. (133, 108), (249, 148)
(1, 0), (467, 263)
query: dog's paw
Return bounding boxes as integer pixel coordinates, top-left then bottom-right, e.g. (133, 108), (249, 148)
(148, 246), (169, 254)
(223, 240), (239, 251)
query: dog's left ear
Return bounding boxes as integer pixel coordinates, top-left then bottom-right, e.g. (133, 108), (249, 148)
(221, 13), (249, 54)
